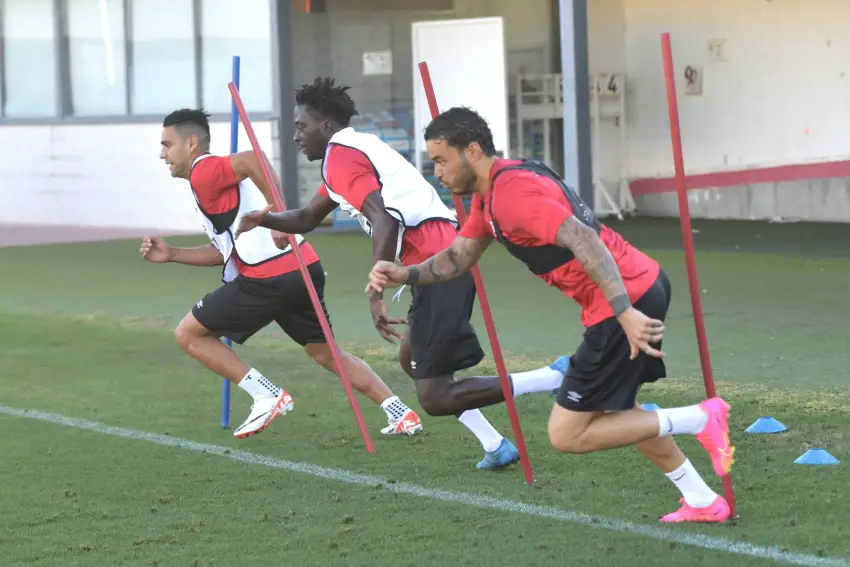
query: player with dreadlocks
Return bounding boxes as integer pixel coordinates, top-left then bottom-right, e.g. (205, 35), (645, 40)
(236, 77), (570, 469)
(143, 107), (421, 440)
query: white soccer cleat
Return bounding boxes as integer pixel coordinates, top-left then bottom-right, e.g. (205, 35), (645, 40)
(233, 390), (294, 439)
(380, 409), (423, 436)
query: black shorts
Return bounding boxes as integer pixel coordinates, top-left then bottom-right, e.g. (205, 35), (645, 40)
(191, 261), (331, 346)
(407, 272), (485, 379)
(555, 269), (672, 412)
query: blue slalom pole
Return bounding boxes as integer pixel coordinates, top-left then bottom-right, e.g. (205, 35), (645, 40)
(221, 55), (241, 429)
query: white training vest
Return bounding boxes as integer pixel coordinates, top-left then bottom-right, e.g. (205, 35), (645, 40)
(190, 154), (304, 283)
(321, 127), (457, 261)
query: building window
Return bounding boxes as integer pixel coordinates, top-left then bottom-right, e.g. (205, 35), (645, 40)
(200, 0), (273, 114)
(67, 0), (128, 116)
(1, 0), (59, 118)
(130, 0), (197, 115)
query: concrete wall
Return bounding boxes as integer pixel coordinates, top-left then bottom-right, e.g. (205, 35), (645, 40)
(621, 0), (850, 221)
(0, 121), (275, 232)
(6, 0), (848, 230)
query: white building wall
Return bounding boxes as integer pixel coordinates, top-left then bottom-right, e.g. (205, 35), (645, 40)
(620, 0), (850, 221)
(0, 121), (275, 232)
(5, 0), (848, 231)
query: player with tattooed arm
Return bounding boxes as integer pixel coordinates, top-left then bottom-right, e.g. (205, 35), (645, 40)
(366, 107), (735, 523)
(236, 78), (570, 470)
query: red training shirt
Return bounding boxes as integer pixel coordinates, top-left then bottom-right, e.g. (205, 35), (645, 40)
(318, 144), (457, 266)
(191, 154), (319, 278)
(460, 158), (659, 327)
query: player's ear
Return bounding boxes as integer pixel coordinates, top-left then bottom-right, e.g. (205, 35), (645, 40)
(465, 142), (483, 162)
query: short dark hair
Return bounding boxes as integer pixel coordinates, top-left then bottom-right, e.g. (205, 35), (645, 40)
(163, 108), (211, 150)
(423, 106), (496, 157)
(295, 77), (358, 126)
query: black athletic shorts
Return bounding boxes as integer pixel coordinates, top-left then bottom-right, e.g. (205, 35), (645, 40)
(407, 272), (485, 379)
(555, 269), (672, 412)
(191, 261), (331, 346)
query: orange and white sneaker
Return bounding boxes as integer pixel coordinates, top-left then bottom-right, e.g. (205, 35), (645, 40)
(381, 409), (423, 436)
(660, 496), (731, 523)
(233, 390), (293, 439)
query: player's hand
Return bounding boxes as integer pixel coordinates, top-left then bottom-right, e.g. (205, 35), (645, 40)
(271, 230), (291, 249)
(369, 297), (407, 344)
(235, 205), (273, 240)
(365, 260), (408, 295)
(616, 307), (665, 359)
(140, 236), (172, 263)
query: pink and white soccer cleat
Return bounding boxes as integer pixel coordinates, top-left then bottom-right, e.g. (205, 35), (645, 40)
(696, 397), (736, 476)
(660, 496), (731, 523)
(233, 390), (294, 439)
(380, 409), (423, 436)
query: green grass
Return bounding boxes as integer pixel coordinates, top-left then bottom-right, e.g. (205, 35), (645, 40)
(1, 223), (849, 566)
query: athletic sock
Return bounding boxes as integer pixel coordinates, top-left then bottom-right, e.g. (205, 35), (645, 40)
(458, 409), (504, 452)
(238, 368), (282, 400)
(511, 366), (564, 397)
(665, 459), (718, 508)
(656, 405), (708, 437)
(380, 395), (411, 421)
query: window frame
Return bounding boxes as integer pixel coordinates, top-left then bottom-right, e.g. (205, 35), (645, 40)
(0, 0), (277, 124)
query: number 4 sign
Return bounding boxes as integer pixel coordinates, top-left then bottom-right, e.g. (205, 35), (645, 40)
(594, 73), (624, 97)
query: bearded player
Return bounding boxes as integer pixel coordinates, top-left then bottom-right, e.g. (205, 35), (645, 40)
(366, 107), (735, 522)
(141, 108), (421, 440)
(235, 78), (569, 470)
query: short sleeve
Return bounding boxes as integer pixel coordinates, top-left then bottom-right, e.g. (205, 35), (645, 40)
(459, 195), (492, 239)
(324, 145), (381, 211)
(491, 174), (573, 245)
(190, 155), (238, 211)
(316, 184), (330, 198)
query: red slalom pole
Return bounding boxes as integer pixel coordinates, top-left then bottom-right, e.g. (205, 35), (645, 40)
(417, 62), (535, 485)
(660, 34), (737, 518)
(228, 82), (376, 455)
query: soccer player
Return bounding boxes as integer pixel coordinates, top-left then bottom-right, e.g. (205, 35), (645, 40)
(365, 106), (735, 523)
(141, 108), (421, 440)
(235, 78), (569, 469)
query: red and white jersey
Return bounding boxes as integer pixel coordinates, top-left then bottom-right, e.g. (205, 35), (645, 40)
(189, 154), (313, 283)
(320, 127), (457, 262)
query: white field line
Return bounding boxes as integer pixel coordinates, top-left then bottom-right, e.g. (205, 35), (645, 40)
(2, 405), (846, 567)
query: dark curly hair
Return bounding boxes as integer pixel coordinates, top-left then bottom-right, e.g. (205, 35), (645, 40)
(423, 106), (496, 157)
(295, 77), (359, 127)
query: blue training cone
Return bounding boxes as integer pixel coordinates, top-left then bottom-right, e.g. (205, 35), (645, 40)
(745, 416), (788, 434)
(641, 403), (662, 411)
(794, 449), (840, 465)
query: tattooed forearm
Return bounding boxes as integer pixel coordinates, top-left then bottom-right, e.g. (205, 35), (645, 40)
(554, 217), (631, 316)
(405, 236), (490, 286)
(425, 246), (462, 282)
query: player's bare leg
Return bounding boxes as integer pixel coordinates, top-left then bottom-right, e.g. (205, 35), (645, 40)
(305, 342), (422, 435)
(174, 312), (292, 439)
(548, 402), (733, 523)
(399, 332), (510, 468)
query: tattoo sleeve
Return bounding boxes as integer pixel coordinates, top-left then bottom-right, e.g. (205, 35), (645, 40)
(409, 236), (491, 286)
(554, 217), (631, 316)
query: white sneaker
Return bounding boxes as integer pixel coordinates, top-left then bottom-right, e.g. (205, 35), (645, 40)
(233, 390), (293, 439)
(380, 409), (423, 436)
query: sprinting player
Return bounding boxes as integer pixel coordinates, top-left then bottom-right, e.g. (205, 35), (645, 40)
(142, 108), (421, 440)
(365, 106), (735, 522)
(235, 78), (569, 469)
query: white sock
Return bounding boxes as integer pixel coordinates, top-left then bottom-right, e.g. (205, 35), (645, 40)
(458, 409), (504, 452)
(238, 368), (282, 401)
(511, 365), (564, 397)
(656, 405), (708, 437)
(665, 459), (718, 508)
(380, 395), (410, 421)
